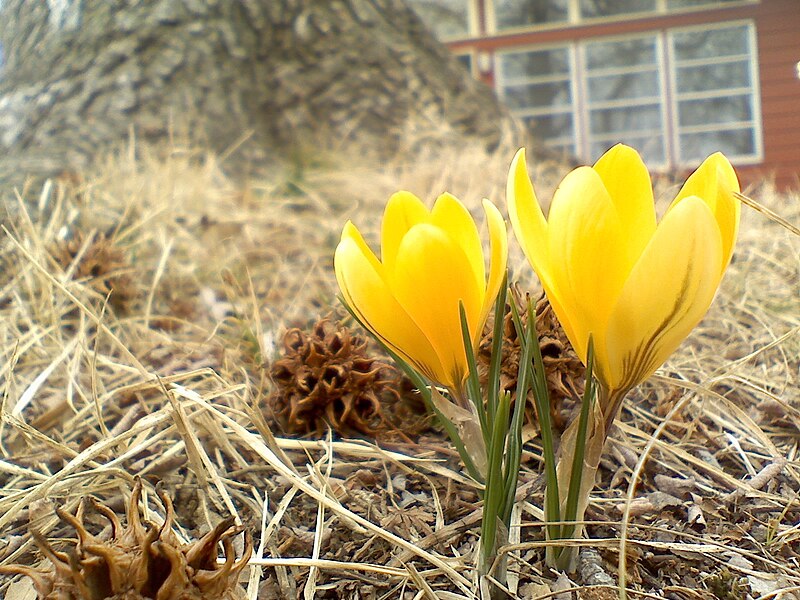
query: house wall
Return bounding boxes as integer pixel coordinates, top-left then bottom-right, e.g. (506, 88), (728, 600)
(749, 0), (800, 189)
(446, 0), (800, 189)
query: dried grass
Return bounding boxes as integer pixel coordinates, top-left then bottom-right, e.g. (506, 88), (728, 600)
(0, 136), (798, 599)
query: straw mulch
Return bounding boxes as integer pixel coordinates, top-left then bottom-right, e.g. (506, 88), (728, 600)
(0, 139), (798, 599)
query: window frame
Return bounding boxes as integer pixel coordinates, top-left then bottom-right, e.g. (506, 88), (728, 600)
(485, 0), (758, 36)
(492, 19), (762, 168)
(486, 0), (573, 33)
(666, 19), (763, 165)
(409, 0), (479, 41)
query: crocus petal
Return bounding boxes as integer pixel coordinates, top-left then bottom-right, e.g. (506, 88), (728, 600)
(381, 191), (429, 272)
(604, 196), (724, 392)
(507, 148), (552, 283)
(430, 193), (485, 295)
(592, 144), (657, 264)
(391, 223), (484, 388)
(334, 224), (443, 381)
(506, 149), (581, 348)
(477, 198), (509, 345)
(670, 153), (740, 272)
(547, 166), (628, 363)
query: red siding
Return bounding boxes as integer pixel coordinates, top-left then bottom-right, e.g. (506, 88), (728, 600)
(450, 1), (800, 189)
(743, 0), (800, 189)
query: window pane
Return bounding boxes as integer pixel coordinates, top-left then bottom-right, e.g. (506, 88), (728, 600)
(407, 0), (472, 39)
(673, 25), (750, 60)
(456, 53), (473, 73)
(500, 48), (570, 79)
(680, 128), (756, 160)
(667, 0), (741, 9)
(585, 37), (657, 69)
(505, 81), (572, 109)
(675, 61), (750, 93)
(678, 95), (753, 127)
(580, 0), (656, 19)
(494, 0), (569, 30)
(587, 71), (660, 101)
(589, 105), (662, 135)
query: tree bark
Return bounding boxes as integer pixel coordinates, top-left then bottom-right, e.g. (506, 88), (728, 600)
(0, 0), (517, 182)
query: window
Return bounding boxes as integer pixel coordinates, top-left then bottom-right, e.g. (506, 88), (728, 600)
(580, 0), (656, 19)
(495, 21), (761, 167)
(666, 0), (744, 10)
(583, 35), (666, 164)
(487, 0), (755, 33)
(497, 46), (577, 156)
(669, 22), (761, 163)
(407, 0), (474, 40)
(493, 0), (569, 31)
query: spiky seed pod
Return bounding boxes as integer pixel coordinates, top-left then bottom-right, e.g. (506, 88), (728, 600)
(52, 232), (137, 313)
(0, 479), (252, 600)
(267, 318), (427, 438)
(478, 290), (585, 430)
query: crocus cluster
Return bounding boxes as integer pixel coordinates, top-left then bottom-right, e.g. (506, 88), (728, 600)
(335, 191), (507, 397)
(333, 143), (740, 578)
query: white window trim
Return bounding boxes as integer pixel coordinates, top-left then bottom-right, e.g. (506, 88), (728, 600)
(678, 87), (754, 101)
(667, 19), (763, 165)
(485, 0), (758, 36)
(515, 107), (575, 117)
(676, 53), (752, 67)
(588, 97), (663, 110)
(503, 72), (573, 86)
(680, 121), (756, 133)
(585, 63), (661, 77)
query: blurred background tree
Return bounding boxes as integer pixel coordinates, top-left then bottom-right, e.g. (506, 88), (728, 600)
(0, 0), (517, 183)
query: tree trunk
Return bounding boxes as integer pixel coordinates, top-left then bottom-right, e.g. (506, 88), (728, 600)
(0, 0), (517, 182)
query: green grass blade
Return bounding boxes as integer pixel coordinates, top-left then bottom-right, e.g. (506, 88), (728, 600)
(459, 301), (487, 439)
(520, 299), (561, 546)
(561, 336), (597, 538)
(481, 390), (512, 567)
(486, 272), (509, 426)
(500, 292), (535, 524)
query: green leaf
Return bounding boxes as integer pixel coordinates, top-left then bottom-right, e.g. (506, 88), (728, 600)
(513, 298), (561, 548)
(562, 336), (597, 537)
(486, 271), (509, 426)
(459, 301), (486, 442)
(500, 291), (535, 524)
(481, 390), (511, 570)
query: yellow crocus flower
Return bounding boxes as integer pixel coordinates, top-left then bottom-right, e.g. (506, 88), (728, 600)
(334, 191), (508, 395)
(508, 144), (740, 423)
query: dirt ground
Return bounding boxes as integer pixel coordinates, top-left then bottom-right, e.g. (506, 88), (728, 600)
(0, 139), (798, 599)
